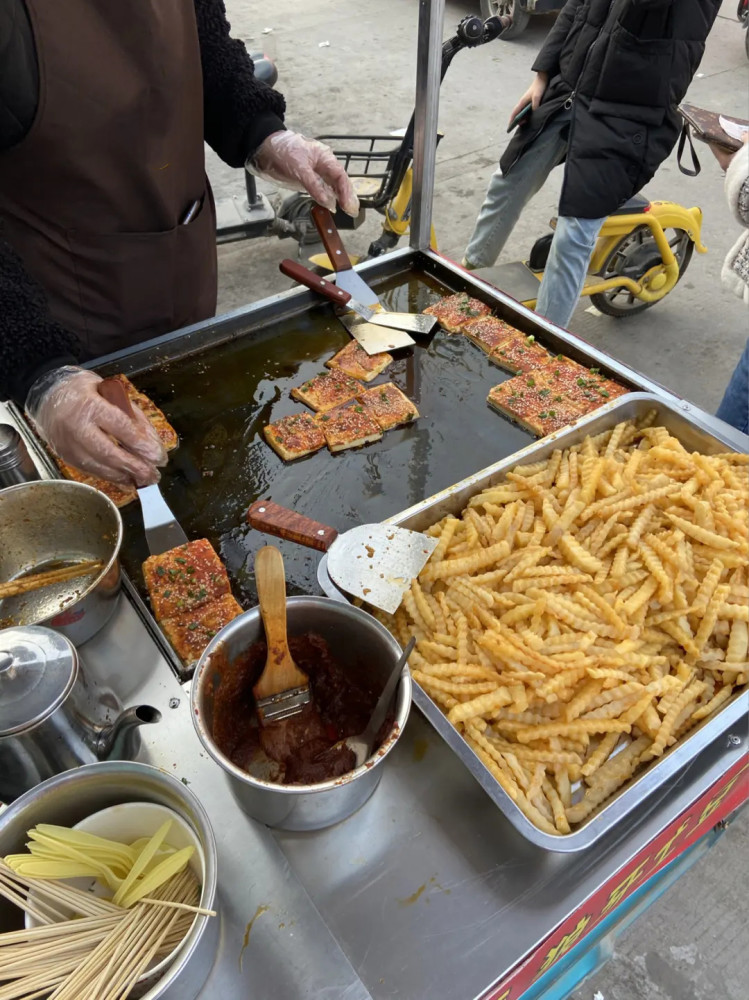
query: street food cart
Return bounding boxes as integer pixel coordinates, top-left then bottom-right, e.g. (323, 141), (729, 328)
(1, 3), (747, 997)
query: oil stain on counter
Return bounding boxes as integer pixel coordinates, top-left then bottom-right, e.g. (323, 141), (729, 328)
(238, 903), (269, 973)
(398, 875), (452, 907)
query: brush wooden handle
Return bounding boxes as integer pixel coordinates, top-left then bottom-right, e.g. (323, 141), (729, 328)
(247, 500), (338, 552)
(310, 206), (353, 272)
(253, 546), (308, 699)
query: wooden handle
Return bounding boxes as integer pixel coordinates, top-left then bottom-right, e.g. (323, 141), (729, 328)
(98, 377), (136, 419)
(247, 500), (338, 552)
(253, 546), (308, 698)
(310, 206), (353, 273)
(279, 259), (351, 306)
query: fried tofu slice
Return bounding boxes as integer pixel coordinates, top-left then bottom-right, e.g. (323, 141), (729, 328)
(143, 538), (231, 620)
(160, 594), (244, 665)
(53, 374), (178, 503)
(487, 374), (589, 438)
(316, 403), (383, 453)
(291, 369), (362, 412)
(423, 292), (492, 333)
(110, 374), (178, 451)
(527, 360), (628, 411)
(490, 333), (552, 374)
(357, 382), (420, 431)
(54, 458), (138, 508)
(264, 412), (326, 462)
(325, 339), (393, 382)
(462, 315), (522, 355)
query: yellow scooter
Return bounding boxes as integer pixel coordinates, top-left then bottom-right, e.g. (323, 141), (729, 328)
(311, 15), (707, 319)
(474, 196), (706, 317)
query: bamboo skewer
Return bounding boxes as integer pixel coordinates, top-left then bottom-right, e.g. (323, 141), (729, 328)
(0, 560), (103, 600)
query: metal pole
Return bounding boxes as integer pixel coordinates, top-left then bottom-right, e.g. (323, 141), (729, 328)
(410, 0), (445, 251)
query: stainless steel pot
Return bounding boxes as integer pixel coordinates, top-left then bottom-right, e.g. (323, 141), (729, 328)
(0, 626), (160, 802)
(0, 761), (219, 1000)
(0, 479), (123, 644)
(191, 597), (412, 831)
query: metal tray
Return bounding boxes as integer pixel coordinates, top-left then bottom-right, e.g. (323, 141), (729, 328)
(319, 393), (749, 851)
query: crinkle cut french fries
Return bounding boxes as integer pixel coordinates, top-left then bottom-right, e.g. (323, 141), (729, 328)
(380, 414), (749, 835)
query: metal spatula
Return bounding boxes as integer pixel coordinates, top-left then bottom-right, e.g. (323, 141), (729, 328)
(247, 500), (438, 614)
(279, 259), (417, 354)
(309, 208), (440, 338)
(98, 378), (188, 556)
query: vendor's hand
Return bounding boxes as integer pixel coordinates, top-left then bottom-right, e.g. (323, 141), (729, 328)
(708, 141), (737, 173)
(508, 72), (548, 128)
(248, 131), (360, 217)
(25, 367), (167, 486)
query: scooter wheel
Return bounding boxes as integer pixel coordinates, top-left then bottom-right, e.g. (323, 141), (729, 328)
(590, 226), (694, 318)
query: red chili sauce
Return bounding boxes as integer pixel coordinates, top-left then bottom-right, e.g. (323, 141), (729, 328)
(211, 632), (385, 785)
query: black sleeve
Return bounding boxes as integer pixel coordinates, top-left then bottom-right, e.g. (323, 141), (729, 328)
(194, 0), (287, 169)
(532, 0), (584, 77)
(0, 234), (81, 405)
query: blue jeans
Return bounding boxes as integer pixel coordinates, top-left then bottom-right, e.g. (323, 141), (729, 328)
(464, 110), (605, 329)
(716, 339), (749, 435)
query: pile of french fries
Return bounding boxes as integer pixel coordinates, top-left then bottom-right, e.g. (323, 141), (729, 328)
(385, 415), (749, 836)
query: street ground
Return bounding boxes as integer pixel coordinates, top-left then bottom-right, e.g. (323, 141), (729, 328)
(210, 2), (749, 998)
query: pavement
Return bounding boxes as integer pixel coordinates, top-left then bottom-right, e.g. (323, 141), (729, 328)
(210, 2), (749, 998)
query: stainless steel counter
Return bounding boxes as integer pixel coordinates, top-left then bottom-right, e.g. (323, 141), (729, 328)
(75, 590), (746, 1000)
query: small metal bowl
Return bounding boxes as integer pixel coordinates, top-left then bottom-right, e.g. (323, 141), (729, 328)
(0, 480), (122, 644)
(0, 761), (219, 1000)
(191, 597), (412, 831)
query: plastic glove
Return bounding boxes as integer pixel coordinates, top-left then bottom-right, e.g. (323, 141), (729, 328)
(25, 367), (167, 486)
(248, 130), (360, 217)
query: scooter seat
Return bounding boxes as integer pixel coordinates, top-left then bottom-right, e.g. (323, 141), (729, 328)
(609, 194), (651, 216)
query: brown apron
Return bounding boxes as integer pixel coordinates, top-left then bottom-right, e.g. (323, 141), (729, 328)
(0, 0), (217, 359)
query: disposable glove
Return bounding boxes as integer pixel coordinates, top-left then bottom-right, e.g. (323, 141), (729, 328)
(248, 130), (360, 216)
(25, 367), (167, 486)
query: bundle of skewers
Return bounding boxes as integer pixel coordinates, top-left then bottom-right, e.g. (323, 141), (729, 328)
(0, 560), (103, 601)
(0, 820), (215, 1000)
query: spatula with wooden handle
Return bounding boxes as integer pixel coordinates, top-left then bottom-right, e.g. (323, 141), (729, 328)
(98, 378), (188, 556)
(252, 545), (311, 724)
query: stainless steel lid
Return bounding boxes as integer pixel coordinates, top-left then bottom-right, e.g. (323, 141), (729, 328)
(0, 626), (78, 736)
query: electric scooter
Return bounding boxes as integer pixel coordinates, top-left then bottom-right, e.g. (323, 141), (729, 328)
(216, 18), (706, 320)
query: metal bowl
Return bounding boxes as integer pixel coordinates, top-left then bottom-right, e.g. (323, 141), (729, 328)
(191, 597), (412, 831)
(0, 761), (219, 1000)
(0, 480), (122, 644)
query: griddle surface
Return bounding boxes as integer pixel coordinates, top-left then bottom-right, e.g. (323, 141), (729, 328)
(119, 274), (533, 605)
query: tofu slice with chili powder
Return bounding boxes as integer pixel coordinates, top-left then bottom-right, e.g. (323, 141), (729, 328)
(490, 332), (552, 374)
(325, 339), (393, 382)
(264, 412), (326, 461)
(423, 292), (492, 333)
(110, 374), (179, 451)
(487, 372), (589, 437)
(143, 538), (231, 620)
(316, 402), (383, 452)
(160, 593), (244, 664)
(357, 382), (420, 431)
(291, 369), (362, 412)
(462, 315), (522, 355)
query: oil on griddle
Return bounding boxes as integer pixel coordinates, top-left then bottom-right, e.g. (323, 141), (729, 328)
(117, 273), (533, 609)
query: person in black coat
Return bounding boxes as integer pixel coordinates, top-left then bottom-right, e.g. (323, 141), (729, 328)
(0, 0), (358, 486)
(464, 0), (721, 329)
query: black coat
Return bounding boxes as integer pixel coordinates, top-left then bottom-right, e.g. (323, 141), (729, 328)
(501, 0), (722, 218)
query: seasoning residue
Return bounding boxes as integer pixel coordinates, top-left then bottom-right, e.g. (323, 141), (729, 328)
(239, 904), (269, 972)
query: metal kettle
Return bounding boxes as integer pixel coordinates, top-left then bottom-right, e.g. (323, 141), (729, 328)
(0, 626), (161, 802)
